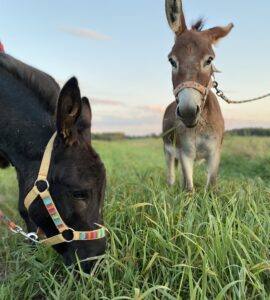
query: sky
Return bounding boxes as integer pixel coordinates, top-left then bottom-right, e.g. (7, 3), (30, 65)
(1, 0), (270, 135)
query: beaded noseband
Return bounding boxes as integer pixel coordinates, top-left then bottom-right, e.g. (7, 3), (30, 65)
(24, 133), (105, 246)
(173, 79), (213, 109)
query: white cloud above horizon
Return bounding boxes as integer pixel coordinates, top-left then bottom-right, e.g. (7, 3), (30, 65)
(60, 27), (111, 41)
(91, 100), (270, 135)
(91, 98), (125, 106)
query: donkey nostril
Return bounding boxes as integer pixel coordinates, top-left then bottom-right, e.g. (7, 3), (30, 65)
(196, 105), (200, 115)
(176, 106), (181, 117)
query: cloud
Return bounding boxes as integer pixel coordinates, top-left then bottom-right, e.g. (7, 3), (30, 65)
(92, 97), (167, 113)
(225, 118), (270, 130)
(91, 98), (125, 106)
(137, 104), (166, 114)
(92, 114), (162, 135)
(60, 27), (111, 41)
(91, 103), (167, 135)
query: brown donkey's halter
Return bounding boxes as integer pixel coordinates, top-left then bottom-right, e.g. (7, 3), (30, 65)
(165, 73), (267, 137)
(173, 79), (213, 109)
(173, 78), (270, 105)
(161, 79), (213, 138)
(23, 132), (106, 246)
(163, 75), (270, 138)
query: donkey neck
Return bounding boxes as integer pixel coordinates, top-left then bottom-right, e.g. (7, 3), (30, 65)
(201, 91), (224, 128)
(0, 68), (57, 189)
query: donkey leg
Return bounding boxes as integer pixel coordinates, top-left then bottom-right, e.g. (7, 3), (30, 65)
(165, 148), (176, 185)
(206, 149), (221, 190)
(180, 152), (194, 192)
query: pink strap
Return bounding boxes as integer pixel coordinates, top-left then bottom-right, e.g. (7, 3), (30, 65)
(174, 80), (212, 97)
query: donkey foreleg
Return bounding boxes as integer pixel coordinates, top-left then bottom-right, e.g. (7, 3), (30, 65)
(206, 148), (221, 191)
(180, 152), (194, 192)
(164, 146), (177, 185)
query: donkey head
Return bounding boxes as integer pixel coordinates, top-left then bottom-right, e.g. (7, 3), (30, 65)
(166, 0), (233, 127)
(28, 77), (106, 272)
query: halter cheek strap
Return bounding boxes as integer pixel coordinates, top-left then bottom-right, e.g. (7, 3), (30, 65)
(24, 132), (105, 246)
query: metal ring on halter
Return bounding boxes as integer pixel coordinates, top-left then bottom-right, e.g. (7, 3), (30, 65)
(34, 179), (50, 193)
(27, 232), (39, 241)
(212, 81), (218, 88)
(62, 228), (75, 243)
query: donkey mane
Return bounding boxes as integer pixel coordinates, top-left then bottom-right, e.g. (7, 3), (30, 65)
(0, 53), (60, 113)
(191, 18), (205, 31)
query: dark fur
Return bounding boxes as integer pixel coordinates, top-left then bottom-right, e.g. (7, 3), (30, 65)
(0, 53), (106, 272)
(191, 18), (205, 31)
(0, 54), (59, 113)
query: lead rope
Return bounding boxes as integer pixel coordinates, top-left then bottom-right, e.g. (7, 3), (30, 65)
(0, 208), (39, 243)
(213, 81), (270, 104)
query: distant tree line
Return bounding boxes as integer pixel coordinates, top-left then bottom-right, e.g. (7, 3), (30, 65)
(126, 133), (160, 140)
(226, 128), (270, 137)
(92, 128), (270, 141)
(92, 132), (161, 141)
(92, 132), (126, 141)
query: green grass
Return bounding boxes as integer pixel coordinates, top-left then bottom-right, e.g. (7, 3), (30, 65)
(1, 136), (270, 299)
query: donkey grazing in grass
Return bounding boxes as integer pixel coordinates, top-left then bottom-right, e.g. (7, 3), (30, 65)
(163, 0), (233, 191)
(0, 53), (106, 272)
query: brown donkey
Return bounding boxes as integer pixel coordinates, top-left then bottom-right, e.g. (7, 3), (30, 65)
(163, 0), (233, 191)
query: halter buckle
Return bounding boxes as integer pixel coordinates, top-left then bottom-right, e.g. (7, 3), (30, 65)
(34, 179), (49, 193)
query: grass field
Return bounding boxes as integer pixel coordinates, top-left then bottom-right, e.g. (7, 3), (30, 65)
(1, 136), (270, 299)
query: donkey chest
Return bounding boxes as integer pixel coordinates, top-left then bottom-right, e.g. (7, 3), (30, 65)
(194, 134), (217, 159)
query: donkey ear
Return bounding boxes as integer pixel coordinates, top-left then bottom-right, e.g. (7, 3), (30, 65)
(165, 0), (187, 35)
(76, 97), (92, 143)
(56, 77), (82, 142)
(203, 23), (234, 45)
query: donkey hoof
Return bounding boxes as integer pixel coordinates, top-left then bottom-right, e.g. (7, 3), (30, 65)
(183, 187), (194, 194)
(167, 178), (175, 186)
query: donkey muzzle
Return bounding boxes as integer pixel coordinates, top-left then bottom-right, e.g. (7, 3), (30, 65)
(174, 80), (212, 127)
(175, 88), (202, 127)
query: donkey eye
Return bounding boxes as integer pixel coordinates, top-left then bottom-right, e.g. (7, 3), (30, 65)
(72, 191), (88, 200)
(205, 57), (214, 66)
(169, 57), (178, 68)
